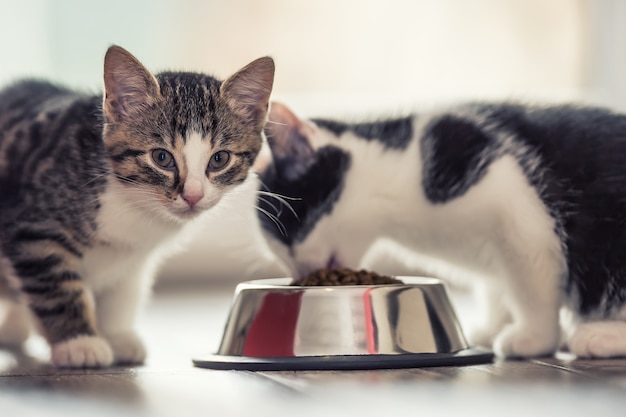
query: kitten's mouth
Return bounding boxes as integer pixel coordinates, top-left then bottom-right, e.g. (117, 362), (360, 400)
(327, 255), (342, 270)
(163, 203), (203, 223)
(170, 197), (220, 222)
(296, 254), (343, 278)
(173, 206), (203, 220)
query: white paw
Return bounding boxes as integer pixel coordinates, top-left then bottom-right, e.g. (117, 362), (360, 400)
(568, 321), (626, 358)
(467, 325), (500, 348)
(105, 331), (146, 365)
(0, 302), (31, 347)
(493, 324), (560, 358)
(51, 335), (113, 368)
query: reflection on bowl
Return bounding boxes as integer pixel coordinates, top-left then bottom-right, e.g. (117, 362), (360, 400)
(194, 277), (493, 371)
(217, 277), (467, 357)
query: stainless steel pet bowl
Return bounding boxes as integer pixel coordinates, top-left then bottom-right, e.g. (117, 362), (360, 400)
(193, 277), (493, 371)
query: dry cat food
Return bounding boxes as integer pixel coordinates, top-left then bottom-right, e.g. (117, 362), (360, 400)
(291, 268), (404, 286)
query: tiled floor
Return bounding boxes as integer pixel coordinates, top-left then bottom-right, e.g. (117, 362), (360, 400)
(1, 282), (626, 417)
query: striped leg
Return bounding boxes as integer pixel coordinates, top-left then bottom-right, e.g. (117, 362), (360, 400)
(8, 243), (113, 367)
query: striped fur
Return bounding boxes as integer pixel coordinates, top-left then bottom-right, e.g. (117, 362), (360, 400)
(0, 46), (274, 367)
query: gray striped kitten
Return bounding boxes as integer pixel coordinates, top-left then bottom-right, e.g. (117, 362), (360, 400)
(0, 46), (274, 367)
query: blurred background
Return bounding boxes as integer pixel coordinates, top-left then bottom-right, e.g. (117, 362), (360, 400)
(1, 0), (624, 285)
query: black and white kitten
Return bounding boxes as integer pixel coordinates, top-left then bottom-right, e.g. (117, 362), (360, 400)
(256, 101), (626, 359)
(0, 46), (274, 367)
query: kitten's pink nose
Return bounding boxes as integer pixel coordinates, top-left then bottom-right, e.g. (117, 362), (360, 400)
(183, 192), (203, 207)
(183, 179), (204, 207)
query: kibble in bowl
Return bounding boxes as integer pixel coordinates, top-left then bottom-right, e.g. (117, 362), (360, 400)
(291, 268), (404, 286)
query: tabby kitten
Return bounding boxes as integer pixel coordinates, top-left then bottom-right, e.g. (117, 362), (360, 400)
(257, 101), (626, 359)
(0, 46), (274, 367)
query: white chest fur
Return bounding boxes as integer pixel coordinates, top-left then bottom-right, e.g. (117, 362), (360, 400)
(81, 181), (183, 292)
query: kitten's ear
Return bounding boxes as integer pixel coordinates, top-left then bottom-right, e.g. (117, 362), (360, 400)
(261, 102), (314, 180)
(103, 45), (161, 122)
(221, 57), (275, 130)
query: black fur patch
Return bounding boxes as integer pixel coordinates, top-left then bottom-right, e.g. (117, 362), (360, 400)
(421, 115), (499, 203)
(258, 146), (351, 245)
(471, 103), (626, 316)
(313, 116), (414, 149)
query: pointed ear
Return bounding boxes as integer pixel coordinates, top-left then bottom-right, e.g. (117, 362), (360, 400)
(262, 102), (314, 179)
(103, 45), (160, 122)
(221, 56), (275, 130)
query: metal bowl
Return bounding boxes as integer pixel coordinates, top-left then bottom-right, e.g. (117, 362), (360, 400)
(193, 277), (492, 371)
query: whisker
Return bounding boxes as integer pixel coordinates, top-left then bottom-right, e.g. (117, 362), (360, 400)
(257, 195), (280, 216)
(256, 179), (301, 202)
(84, 188), (163, 209)
(114, 175), (144, 187)
(106, 201), (161, 217)
(255, 206), (286, 237)
(257, 190), (301, 201)
(265, 119), (287, 126)
(256, 178), (274, 193)
(80, 170), (111, 190)
(256, 190), (299, 220)
(104, 189), (163, 198)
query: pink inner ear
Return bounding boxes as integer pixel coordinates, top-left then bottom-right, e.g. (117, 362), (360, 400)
(220, 56), (274, 127)
(104, 73), (154, 120)
(264, 102), (302, 154)
(268, 102), (302, 130)
(103, 46), (159, 121)
(262, 102), (315, 180)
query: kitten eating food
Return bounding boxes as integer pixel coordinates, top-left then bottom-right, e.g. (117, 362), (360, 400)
(256, 101), (626, 359)
(0, 46), (274, 367)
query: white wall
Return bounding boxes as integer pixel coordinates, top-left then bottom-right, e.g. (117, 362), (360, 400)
(0, 0), (51, 84)
(2, 0), (590, 105)
(0, 0), (615, 284)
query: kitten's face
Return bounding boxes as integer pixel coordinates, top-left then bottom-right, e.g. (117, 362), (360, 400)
(103, 46), (274, 223)
(258, 103), (369, 277)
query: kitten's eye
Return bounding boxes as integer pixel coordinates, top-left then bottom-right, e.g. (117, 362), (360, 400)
(151, 149), (176, 170)
(208, 151), (230, 171)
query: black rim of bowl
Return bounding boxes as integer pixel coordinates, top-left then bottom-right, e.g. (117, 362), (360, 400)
(192, 347), (494, 371)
